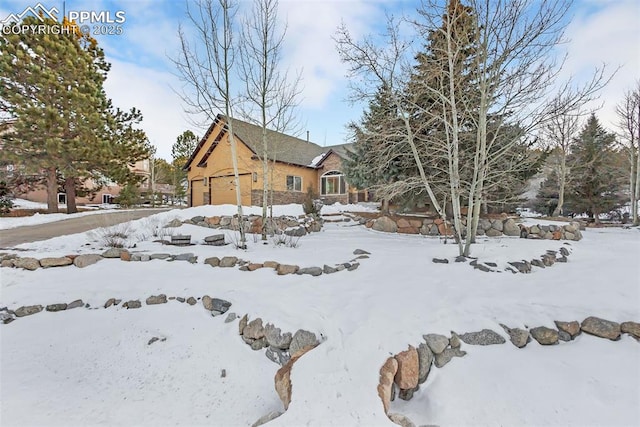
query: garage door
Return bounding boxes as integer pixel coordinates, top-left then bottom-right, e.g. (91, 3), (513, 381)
(210, 174), (252, 206)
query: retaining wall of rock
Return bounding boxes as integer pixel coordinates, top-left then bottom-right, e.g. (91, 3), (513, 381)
(379, 317), (640, 426)
(175, 213), (322, 236)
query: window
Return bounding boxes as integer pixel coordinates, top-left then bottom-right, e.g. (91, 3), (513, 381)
(102, 194), (114, 204)
(203, 177), (208, 186)
(321, 171), (346, 195)
(57, 193), (67, 204)
(286, 175), (302, 192)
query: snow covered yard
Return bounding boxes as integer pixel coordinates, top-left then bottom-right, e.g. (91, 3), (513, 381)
(1, 205), (639, 426)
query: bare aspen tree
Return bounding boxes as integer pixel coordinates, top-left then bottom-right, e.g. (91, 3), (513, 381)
(239, 0), (302, 240)
(335, 16), (448, 221)
(616, 82), (640, 225)
(173, 0), (246, 248)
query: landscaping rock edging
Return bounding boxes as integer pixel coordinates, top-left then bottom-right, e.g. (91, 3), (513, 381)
(378, 316), (639, 425)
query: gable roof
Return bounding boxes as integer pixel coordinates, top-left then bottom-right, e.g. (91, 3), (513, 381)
(184, 115), (352, 170)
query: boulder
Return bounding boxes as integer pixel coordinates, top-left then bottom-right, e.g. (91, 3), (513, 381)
(251, 337), (268, 351)
(297, 267), (323, 276)
(251, 411), (283, 427)
(503, 218), (520, 236)
(449, 332), (461, 349)
(531, 259), (545, 268)
(204, 234), (225, 245)
(45, 303), (67, 312)
(202, 295), (214, 311)
(67, 299), (84, 309)
(423, 333), (449, 354)
(186, 297), (197, 306)
(243, 318), (265, 340)
(265, 324), (293, 349)
(150, 253), (171, 260)
(458, 329), (506, 345)
(432, 258), (449, 264)
(323, 265), (338, 274)
(558, 330), (571, 342)
(500, 324), (530, 348)
(289, 329), (319, 357)
(434, 347), (466, 368)
(204, 257), (220, 267)
(276, 264), (299, 275)
(284, 226), (306, 237)
(581, 316), (621, 340)
(353, 249), (370, 255)
(265, 346), (291, 366)
(388, 413), (416, 427)
(554, 320), (580, 339)
(530, 326), (559, 345)
(146, 294), (167, 305)
(14, 257), (40, 271)
(124, 300), (142, 309)
(225, 313), (237, 323)
(621, 321), (640, 339)
(102, 248), (125, 258)
(211, 298), (231, 313)
(377, 357), (398, 414)
(219, 256), (238, 267)
(247, 263), (263, 271)
(73, 254), (102, 268)
(164, 218), (183, 228)
(372, 216), (397, 233)
(274, 345), (315, 410)
(416, 343), (434, 384)
(15, 305), (43, 317)
(490, 219), (503, 232)
(104, 298), (117, 308)
(394, 346), (419, 390)
(347, 263), (359, 271)
(508, 260), (531, 274)
(263, 261), (279, 269)
(239, 314), (248, 335)
(39, 257), (73, 268)
(119, 250), (131, 261)
(485, 228), (502, 237)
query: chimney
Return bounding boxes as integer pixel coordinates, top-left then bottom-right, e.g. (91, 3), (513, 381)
(306, 130), (309, 142)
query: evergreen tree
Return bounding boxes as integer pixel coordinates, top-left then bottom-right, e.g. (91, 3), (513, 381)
(567, 114), (625, 223)
(171, 130), (199, 203)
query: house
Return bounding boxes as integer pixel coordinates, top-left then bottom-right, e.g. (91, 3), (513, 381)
(184, 115), (369, 207)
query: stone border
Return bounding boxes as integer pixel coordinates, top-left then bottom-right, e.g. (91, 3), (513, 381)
(0, 249), (371, 278)
(378, 317), (640, 426)
(431, 244), (572, 274)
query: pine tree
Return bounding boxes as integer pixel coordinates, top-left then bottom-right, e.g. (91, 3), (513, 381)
(567, 114), (625, 223)
(171, 130), (199, 203)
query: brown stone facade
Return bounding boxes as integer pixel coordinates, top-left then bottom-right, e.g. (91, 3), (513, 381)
(251, 190), (307, 206)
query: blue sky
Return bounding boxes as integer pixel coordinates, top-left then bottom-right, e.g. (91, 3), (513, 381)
(2, 0), (639, 161)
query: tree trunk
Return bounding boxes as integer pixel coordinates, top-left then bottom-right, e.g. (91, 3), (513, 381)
(634, 143), (640, 225)
(46, 167), (59, 213)
(64, 177), (78, 214)
(226, 118), (247, 248)
(381, 198), (390, 214)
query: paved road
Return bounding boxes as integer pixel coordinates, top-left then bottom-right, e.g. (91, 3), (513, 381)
(0, 209), (170, 247)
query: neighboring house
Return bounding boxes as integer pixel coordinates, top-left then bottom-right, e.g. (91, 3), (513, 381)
(184, 115), (369, 207)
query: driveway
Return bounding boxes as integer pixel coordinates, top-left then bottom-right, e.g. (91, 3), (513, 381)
(0, 209), (170, 247)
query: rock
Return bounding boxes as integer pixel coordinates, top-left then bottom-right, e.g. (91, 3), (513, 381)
(73, 254), (102, 268)
(621, 321), (640, 339)
(239, 314), (249, 335)
(202, 295), (214, 311)
(353, 249), (370, 255)
(581, 316), (621, 340)
(491, 219), (504, 232)
(243, 318), (265, 340)
(458, 329), (506, 345)
(265, 346), (291, 366)
(1, 312), (14, 324)
(474, 263), (492, 272)
(247, 263), (263, 271)
(276, 264), (299, 275)
(219, 256), (238, 267)
(251, 411), (283, 427)
(146, 294), (167, 305)
(500, 324), (530, 348)
(176, 297), (185, 303)
(124, 300), (142, 309)
(423, 333), (449, 354)
(556, 255), (567, 263)
(542, 253), (555, 267)
(45, 303), (67, 312)
(323, 264), (338, 274)
(174, 253), (197, 263)
(558, 330), (571, 342)
(165, 218), (183, 228)
(210, 298), (231, 313)
(251, 337), (268, 351)
(508, 260), (531, 274)
(265, 324), (293, 349)
(485, 228), (502, 237)
(186, 297), (197, 305)
(14, 305), (43, 317)
(102, 248), (125, 258)
(373, 216), (397, 233)
(554, 320), (580, 339)
(204, 234), (226, 245)
(455, 256), (467, 263)
(119, 250), (131, 261)
(347, 263), (359, 271)
(530, 326), (559, 345)
(394, 346), (419, 390)
(39, 257), (73, 268)
(263, 261), (279, 269)
(559, 247), (570, 257)
(449, 332), (461, 349)
(503, 218), (520, 236)
(388, 413), (416, 427)
(398, 386), (417, 401)
(284, 226), (306, 237)
(297, 267), (323, 276)
(14, 257), (40, 270)
(289, 329), (319, 357)
(417, 343), (434, 385)
(67, 299), (84, 309)
(191, 216), (205, 223)
(204, 257), (220, 267)
(378, 357), (398, 414)
(150, 253), (171, 260)
(434, 347), (466, 368)
(432, 258), (449, 264)
(1, 259), (14, 268)
(531, 259), (545, 268)
(104, 298), (116, 308)
(274, 345), (315, 410)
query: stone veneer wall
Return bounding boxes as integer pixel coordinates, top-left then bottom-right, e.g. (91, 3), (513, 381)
(251, 190), (308, 206)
